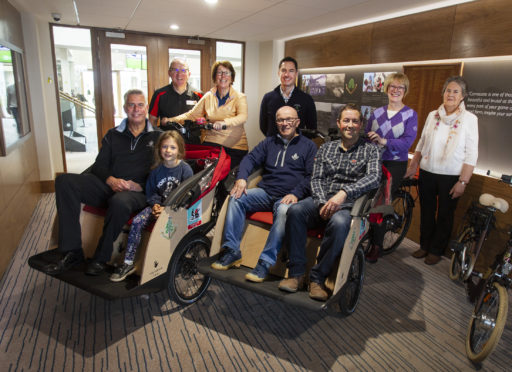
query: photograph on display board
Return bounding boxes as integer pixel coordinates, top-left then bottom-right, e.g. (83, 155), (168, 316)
(361, 105), (377, 124)
(301, 74), (326, 97)
(314, 101), (333, 135)
(363, 72), (394, 93)
(324, 74), (345, 102)
(362, 71), (395, 107)
(302, 74), (346, 103)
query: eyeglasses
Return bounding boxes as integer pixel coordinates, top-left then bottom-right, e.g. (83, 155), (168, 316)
(170, 68), (188, 74)
(276, 117), (298, 124)
(340, 118), (361, 124)
(388, 85), (406, 92)
(126, 102), (146, 109)
(216, 71), (232, 76)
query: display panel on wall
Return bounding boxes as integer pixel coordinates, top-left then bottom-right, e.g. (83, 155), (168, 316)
(300, 65), (400, 135)
(463, 59), (512, 176)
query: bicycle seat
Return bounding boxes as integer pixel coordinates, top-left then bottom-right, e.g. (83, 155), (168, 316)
(479, 193), (509, 213)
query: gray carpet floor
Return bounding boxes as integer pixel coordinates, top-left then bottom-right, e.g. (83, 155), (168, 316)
(0, 193), (511, 371)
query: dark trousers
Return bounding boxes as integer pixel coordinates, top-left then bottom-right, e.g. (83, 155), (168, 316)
(370, 160), (407, 246)
(286, 197), (352, 283)
(55, 173), (147, 263)
(418, 169), (459, 256)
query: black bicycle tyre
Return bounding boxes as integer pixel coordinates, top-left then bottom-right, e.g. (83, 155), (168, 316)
(449, 227), (472, 281)
(381, 190), (414, 255)
(338, 245), (365, 316)
(466, 282), (508, 363)
(167, 234), (212, 306)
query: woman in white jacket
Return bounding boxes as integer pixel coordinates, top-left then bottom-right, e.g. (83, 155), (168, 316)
(405, 76), (478, 265)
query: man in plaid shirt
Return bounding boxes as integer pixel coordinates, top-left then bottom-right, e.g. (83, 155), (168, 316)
(279, 103), (381, 301)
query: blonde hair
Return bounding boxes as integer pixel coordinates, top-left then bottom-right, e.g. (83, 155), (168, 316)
(383, 73), (410, 97)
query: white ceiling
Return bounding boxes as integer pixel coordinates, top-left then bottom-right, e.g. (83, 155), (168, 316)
(10, 0), (475, 42)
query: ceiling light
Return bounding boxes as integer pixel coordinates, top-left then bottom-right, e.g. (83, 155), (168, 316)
(170, 24), (179, 30)
(205, 0), (218, 4)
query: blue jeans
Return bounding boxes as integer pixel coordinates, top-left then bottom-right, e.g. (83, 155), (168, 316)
(223, 188), (292, 265)
(285, 197), (352, 283)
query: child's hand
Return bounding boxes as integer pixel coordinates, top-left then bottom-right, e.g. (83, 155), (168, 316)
(152, 204), (163, 217)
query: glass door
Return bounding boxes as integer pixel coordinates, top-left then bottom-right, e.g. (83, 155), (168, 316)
(52, 26), (99, 173)
(110, 44), (148, 126)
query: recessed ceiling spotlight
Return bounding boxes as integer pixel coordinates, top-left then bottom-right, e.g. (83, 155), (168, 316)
(205, 0), (218, 4)
(170, 24), (179, 30)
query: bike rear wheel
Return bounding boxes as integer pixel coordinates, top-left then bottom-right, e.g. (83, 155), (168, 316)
(382, 190), (414, 255)
(465, 281), (508, 363)
(449, 227), (473, 281)
(338, 244), (365, 316)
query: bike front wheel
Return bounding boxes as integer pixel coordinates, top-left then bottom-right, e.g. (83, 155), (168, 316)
(381, 190), (414, 255)
(465, 281), (508, 363)
(167, 234), (212, 306)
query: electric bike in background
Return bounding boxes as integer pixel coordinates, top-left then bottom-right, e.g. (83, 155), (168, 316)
(464, 171), (512, 363)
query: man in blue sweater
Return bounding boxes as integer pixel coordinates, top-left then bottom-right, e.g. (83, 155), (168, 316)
(211, 106), (317, 282)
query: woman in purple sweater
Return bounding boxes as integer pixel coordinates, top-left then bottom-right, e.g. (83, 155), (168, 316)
(365, 72), (418, 262)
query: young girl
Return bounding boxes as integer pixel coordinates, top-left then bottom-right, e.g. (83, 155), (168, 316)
(110, 131), (193, 282)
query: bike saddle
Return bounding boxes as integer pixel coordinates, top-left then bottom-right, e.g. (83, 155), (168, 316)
(479, 193), (509, 213)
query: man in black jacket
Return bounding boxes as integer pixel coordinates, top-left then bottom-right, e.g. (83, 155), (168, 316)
(44, 89), (161, 276)
(259, 56), (317, 137)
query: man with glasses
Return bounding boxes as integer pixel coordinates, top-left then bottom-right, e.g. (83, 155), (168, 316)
(149, 58), (202, 127)
(260, 56), (317, 137)
(211, 106), (317, 283)
(44, 89), (161, 276)
(279, 104), (381, 301)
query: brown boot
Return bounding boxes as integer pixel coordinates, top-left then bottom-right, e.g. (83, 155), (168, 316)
(278, 275), (305, 293)
(412, 248), (428, 259)
(309, 282), (329, 301)
(424, 253), (442, 265)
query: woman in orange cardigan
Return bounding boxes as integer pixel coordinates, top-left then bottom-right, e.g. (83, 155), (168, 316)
(171, 61), (248, 168)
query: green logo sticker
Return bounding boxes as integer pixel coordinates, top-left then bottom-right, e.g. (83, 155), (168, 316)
(162, 216), (176, 240)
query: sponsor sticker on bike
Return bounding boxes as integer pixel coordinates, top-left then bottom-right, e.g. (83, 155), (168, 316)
(187, 199), (202, 230)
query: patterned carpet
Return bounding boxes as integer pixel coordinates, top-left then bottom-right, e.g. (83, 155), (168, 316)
(0, 193), (511, 371)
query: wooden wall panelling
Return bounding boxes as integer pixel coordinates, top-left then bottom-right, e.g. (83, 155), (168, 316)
(451, 0), (512, 58)
(371, 7), (456, 64)
(0, 0), (41, 279)
(403, 64), (461, 151)
(286, 0), (512, 69)
(284, 24), (373, 69)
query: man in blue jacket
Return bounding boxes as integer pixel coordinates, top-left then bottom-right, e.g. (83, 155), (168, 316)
(211, 106), (317, 282)
(260, 57), (317, 137)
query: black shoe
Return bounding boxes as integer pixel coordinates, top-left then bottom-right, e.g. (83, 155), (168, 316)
(85, 261), (107, 276)
(44, 250), (84, 275)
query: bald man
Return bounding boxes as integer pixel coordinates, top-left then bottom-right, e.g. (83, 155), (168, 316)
(211, 106), (318, 283)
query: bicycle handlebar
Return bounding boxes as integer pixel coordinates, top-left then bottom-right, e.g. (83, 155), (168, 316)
(487, 170), (512, 185)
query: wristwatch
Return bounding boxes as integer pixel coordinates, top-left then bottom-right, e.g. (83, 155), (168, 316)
(459, 179), (468, 185)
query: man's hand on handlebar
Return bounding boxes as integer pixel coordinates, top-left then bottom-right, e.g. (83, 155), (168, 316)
(230, 179), (247, 199)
